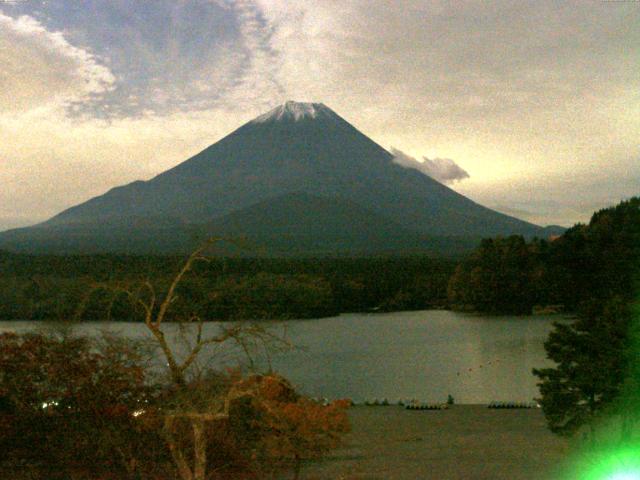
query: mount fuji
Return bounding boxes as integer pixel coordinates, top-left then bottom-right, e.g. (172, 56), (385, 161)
(0, 101), (561, 255)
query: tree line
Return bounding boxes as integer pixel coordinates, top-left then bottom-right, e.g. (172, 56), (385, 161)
(3, 198), (638, 323)
(0, 254), (456, 321)
(448, 197), (640, 315)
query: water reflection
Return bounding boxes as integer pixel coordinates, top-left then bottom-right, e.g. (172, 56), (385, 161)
(0, 310), (564, 403)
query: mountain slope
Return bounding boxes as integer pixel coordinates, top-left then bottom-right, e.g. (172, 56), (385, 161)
(0, 101), (554, 254)
(206, 192), (430, 254)
(0, 192), (480, 255)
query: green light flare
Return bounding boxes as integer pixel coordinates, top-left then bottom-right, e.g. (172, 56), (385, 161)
(607, 473), (640, 480)
(566, 302), (640, 480)
(572, 445), (640, 480)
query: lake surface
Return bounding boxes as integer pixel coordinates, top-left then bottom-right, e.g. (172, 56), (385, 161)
(0, 310), (565, 404)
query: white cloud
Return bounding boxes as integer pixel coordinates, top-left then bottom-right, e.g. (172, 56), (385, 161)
(215, 0), (284, 111)
(252, 0), (639, 227)
(390, 147), (469, 184)
(456, 164), (640, 227)
(0, 12), (115, 113)
(0, 5), (285, 228)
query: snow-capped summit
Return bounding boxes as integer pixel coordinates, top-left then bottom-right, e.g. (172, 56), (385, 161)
(251, 101), (335, 123)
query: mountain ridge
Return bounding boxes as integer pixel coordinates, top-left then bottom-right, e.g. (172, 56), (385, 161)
(0, 101), (560, 255)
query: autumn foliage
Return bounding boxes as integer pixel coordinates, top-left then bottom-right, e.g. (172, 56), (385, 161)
(0, 331), (350, 480)
(225, 374), (351, 478)
(0, 331), (158, 479)
(1, 240), (350, 479)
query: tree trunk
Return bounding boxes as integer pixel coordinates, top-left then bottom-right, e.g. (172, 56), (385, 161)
(193, 418), (207, 480)
(163, 417), (194, 480)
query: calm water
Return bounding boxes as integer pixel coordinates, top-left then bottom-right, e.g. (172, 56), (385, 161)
(0, 310), (564, 404)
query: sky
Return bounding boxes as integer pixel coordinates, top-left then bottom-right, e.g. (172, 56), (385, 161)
(0, 0), (638, 231)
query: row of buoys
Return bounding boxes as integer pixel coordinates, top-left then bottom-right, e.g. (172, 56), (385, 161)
(488, 401), (538, 409)
(358, 399), (451, 409)
(313, 398), (539, 409)
(405, 402), (448, 410)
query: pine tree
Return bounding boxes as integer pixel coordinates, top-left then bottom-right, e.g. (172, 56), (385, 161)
(533, 298), (632, 437)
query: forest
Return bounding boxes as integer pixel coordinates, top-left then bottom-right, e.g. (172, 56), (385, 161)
(446, 197), (640, 441)
(445, 198), (640, 443)
(448, 197), (640, 315)
(0, 253), (456, 321)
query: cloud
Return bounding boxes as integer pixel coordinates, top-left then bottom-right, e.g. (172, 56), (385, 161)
(456, 165), (640, 227)
(390, 148), (469, 184)
(255, 1), (639, 178)
(0, 1), (285, 118)
(218, 0), (284, 111)
(2, 0), (285, 117)
(0, 12), (115, 113)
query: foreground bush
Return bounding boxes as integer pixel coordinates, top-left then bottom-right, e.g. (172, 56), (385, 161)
(0, 331), (350, 480)
(0, 331), (160, 479)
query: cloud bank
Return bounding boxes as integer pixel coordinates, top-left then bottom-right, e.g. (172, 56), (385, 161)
(390, 148), (470, 184)
(0, 12), (115, 113)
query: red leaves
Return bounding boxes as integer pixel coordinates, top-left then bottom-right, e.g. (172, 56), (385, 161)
(0, 333), (350, 479)
(0, 332), (161, 478)
(227, 373), (350, 467)
(0, 332), (149, 416)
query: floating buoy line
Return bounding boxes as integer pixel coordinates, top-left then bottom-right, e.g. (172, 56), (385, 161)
(487, 401), (539, 409)
(312, 398), (540, 410)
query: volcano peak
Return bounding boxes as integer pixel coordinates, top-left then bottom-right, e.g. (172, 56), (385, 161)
(251, 101), (335, 123)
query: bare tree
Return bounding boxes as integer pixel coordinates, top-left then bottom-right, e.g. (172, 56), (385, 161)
(82, 238), (291, 480)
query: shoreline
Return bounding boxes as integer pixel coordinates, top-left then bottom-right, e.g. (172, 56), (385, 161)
(0, 306), (571, 323)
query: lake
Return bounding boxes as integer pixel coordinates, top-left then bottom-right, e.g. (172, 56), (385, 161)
(0, 310), (565, 404)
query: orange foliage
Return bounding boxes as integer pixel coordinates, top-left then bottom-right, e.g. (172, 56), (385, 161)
(228, 374), (350, 472)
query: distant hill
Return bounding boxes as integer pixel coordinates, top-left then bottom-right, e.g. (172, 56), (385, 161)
(206, 192), (484, 256)
(0, 101), (561, 255)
